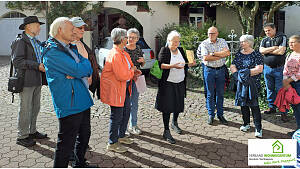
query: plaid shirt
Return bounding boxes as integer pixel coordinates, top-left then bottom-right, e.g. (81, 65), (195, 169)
(200, 38), (229, 68)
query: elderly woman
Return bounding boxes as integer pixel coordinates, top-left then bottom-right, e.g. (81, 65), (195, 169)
(155, 30), (196, 144)
(100, 28), (141, 153)
(230, 35), (264, 138)
(124, 28), (145, 135)
(282, 35), (300, 136)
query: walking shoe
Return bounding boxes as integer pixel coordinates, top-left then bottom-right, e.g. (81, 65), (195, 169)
(106, 142), (127, 153)
(207, 116), (214, 125)
(255, 129), (263, 138)
(128, 126), (142, 135)
(29, 131), (47, 139)
(163, 130), (176, 144)
(264, 108), (276, 114)
(171, 122), (182, 134)
(118, 137), (134, 145)
(218, 116), (228, 125)
(240, 124), (250, 132)
(281, 114), (289, 123)
(16, 137), (36, 147)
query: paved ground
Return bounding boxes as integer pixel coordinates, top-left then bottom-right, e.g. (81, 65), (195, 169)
(0, 58), (297, 168)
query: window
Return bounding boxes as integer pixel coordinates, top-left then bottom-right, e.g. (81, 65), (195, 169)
(2, 12), (26, 18)
(189, 7), (204, 28)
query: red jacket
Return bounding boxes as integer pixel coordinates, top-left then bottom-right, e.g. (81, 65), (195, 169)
(274, 86), (300, 112)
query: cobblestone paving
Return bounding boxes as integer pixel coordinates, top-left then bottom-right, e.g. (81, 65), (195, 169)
(0, 63), (297, 168)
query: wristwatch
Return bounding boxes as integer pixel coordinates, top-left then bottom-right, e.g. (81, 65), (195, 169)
(210, 52), (215, 56)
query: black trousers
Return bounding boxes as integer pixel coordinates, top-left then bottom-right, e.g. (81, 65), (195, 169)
(241, 106), (262, 131)
(53, 108), (91, 168)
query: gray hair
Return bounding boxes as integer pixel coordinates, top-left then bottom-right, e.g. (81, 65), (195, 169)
(111, 28), (127, 45)
(289, 35), (300, 43)
(49, 17), (70, 37)
(240, 34), (254, 48)
(127, 28), (140, 38)
(263, 23), (276, 29)
(167, 30), (181, 42)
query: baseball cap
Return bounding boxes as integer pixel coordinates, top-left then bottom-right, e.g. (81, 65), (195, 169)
(70, 17), (87, 27)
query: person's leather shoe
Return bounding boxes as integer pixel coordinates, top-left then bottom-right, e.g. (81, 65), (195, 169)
(207, 116), (214, 125)
(218, 116), (228, 125)
(281, 114), (289, 123)
(163, 130), (176, 144)
(29, 131), (47, 139)
(16, 137), (36, 147)
(72, 162), (98, 168)
(171, 121), (182, 134)
(264, 108), (276, 114)
(288, 130), (296, 137)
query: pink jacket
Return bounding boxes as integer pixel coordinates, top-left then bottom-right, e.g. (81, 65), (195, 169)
(275, 86), (300, 112)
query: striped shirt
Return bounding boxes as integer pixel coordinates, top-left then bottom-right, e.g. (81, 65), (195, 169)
(200, 38), (229, 68)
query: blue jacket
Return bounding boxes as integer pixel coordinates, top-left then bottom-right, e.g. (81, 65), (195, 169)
(43, 37), (94, 118)
(234, 69), (258, 106)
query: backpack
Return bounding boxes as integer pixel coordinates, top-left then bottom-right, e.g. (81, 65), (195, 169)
(8, 34), (27, 103)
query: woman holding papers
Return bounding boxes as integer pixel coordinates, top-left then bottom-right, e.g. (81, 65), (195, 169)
(155, 30), (196, 144)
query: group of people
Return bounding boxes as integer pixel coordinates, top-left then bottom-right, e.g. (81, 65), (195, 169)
(11, 15), (300, 168)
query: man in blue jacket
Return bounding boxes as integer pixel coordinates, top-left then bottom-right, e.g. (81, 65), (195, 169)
(43, 17), (96, 168)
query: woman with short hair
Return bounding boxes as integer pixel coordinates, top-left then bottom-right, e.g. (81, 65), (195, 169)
(155, 30), (196, 144)
(230, 35), (264, 138)
(100, 28), (141, 153)
(124, 28), (145, 135)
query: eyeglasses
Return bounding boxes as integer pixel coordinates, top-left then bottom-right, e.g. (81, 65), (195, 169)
(128, 36), (138, 40)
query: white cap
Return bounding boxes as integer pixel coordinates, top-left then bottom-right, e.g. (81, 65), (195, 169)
(70, 17), (87, 27)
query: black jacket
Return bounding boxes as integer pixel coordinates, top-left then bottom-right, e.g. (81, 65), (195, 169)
(12, 32), (43, 87)
(81, 40), (100, 99)
(157, 46), (189, 97)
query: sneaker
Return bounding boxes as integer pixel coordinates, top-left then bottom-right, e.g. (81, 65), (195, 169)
(240, 125), (250, 132)
(255, 129), (263, 138)
(207, 116), (214, 125)
(128, 126), (142, 135)
(106, 142), (127, 153)
(16, 137), (36, 147)
(125, 130), (131, 137)
(118, 137), (134, 145)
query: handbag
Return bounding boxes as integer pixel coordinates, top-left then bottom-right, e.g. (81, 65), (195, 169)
(150, 60), (162, 79)
(135, 75), (147, 94)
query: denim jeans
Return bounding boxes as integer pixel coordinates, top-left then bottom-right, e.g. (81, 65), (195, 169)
(53, 108), (91, 168)
(263, 65), (284, 110)
(201, 63), (207, 98)
(291, 81), (300, 129)
(203, 65), (225, 117)
(129, 81), (139, 127)
(18, 86), (42, 139)
(108, 83), (131, 144)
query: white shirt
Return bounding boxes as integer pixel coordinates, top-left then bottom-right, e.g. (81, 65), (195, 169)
(167, 50), (185, 83)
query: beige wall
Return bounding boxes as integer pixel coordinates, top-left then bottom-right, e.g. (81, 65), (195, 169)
(103, 1), (179, 50)
(216, 6), (244, 38)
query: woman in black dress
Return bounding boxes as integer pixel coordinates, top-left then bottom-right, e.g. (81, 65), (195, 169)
(155, 30), (196, 144)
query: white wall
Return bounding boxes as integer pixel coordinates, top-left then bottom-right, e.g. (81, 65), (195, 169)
(103, 1), (179, 51)
(0, 1), (46, 56)
(283, 5), (300, 38)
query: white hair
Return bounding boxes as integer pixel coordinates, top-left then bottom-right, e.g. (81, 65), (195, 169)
(49, 17), (70, 37)
(111, 28), (127, 45)
(167, 30), (181, 42)
(240, 34), (254, 48)
(127, 28), (140, 38)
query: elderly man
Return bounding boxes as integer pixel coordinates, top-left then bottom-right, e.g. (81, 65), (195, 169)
(13, 16), (47, 147)
(200, 26), (230, 125)
(259, 23), (288, 122)
(43, 17), (96, 168)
